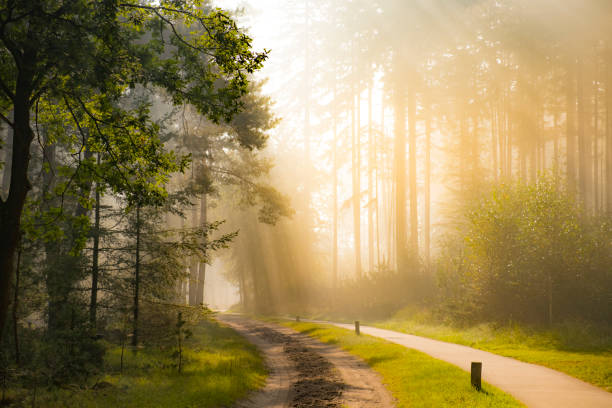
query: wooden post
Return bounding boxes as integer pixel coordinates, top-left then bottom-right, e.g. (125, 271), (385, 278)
(355, 321), (360, 335)
(471, 362), (482, 391)
(296, 316), (300, 322)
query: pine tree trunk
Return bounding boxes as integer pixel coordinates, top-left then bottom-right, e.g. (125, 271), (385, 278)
(196, 192), (206, 305)
(188, 195), (199, 305)
(593, 60), (600, 214)
(132, 204), (141, 348)
(0, 87), (32, 344)
(368, 85), (374, 273)
(554, 113), (560, 183)
(492, 104), (498, 182)
(408, 88), (418, 262)
(89, 164), (101, 328)
(567, 57), (577, 195)
(0, 111), (12, 199)
(607, 48), (612, 214)
(577, 59), (592, 212)
(424, 98), (431, 267)
(352, 74), (362, 279)
(394, 82), (407, 272)
(332, 79), (338, 288)
(13, 235), (21, 365)
(377, 97), (384, 267)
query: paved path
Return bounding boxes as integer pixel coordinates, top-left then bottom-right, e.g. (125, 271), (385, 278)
(318, 320), (612, 408)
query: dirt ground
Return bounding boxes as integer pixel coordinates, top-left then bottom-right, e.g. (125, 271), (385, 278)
(218, 315), (395, 408)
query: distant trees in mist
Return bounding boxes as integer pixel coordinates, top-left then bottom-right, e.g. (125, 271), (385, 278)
(232, 0), (612, 322)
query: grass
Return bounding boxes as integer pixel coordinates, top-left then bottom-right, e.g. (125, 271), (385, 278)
(5, 318), (266, 407)
(374, 307), (612, 392)
(280, 320), (524, 408)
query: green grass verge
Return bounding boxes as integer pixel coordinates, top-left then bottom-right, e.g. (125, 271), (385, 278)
(281, 321), (524, 408)
(8, 318), (266, 408)
(375, 308), (612, 392)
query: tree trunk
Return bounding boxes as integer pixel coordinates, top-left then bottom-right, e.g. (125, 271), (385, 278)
(408, 87), (418, 263)
(492, 104), (498, 182)
(89, 168), (101, 328)
(196, 192), (206, 305)
(239, 263), (247, 309)
(567, 57), (577, 195)
(0, 111), (12, 200)
(577, 58), (592, 212)
(303, 0), (311, 205)
(394, 82), (407, 272)
(368, 85), (374, 273)
(377, 97), (384, 267)
(424, 98), (431, 267)
(13, 235), (21, 366)
(554, 113), (560, 184)
(132, 204), (141, 348)
(0, 80), (34, 342)
(332, 79), (338, 288)
(188, 196), (199, 305)
(607, 47), (612, 214)
(593, 60), (600, 214)
(352, 73), (361, 279)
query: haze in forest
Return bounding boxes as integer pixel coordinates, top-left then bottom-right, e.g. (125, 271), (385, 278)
(0, 1), (611, 404)
(207, 0), (612, 325)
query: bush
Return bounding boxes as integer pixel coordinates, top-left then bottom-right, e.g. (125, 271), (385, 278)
(438, 178), (612, 325)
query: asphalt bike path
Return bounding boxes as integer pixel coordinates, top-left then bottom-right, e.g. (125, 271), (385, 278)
(313, 320), (612, 408)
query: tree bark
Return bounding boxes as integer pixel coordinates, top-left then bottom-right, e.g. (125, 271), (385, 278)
(352, 69), (362, 279)
(0, 72), (34, 342)
(394, 82), (407, 272)
(196, 192), (206, 305)
(132, 204), (141, 348)
(567, 57), (577, 195)
(593, 59), (600, 214)
(188, 196), (199, 305)
(577, 58), (592, 212)
(424, 97), (431, 267)
(89, 172), (101, 328)
(332, 78), (338, 289)
(607, 47), (612, 214)
(408, 88), (418, 261)
(13, 234), (21, 365)
(368, 85), (374, 273)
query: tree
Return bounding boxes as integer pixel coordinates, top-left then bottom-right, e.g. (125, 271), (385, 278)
(0, 0), (266, 341)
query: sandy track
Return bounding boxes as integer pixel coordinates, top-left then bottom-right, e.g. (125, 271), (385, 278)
(218, 315), (395, 408)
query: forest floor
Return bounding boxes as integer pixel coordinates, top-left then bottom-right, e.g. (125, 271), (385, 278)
(1, 318), (265, 408)
(218, 314), (394, 408)
(297, 319), (612, 408)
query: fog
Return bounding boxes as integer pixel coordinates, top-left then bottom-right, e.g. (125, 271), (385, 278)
(199, 0), (612, 324)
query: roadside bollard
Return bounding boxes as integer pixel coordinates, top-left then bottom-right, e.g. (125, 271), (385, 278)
(471, 362), (482, 391)
(355, 320), (360, 335)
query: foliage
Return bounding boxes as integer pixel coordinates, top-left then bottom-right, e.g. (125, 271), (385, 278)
(1, 318), (266, 408)
(305, 263), (435, 321)
(437, 178), (612, 325)
(0, 0), (278, 387)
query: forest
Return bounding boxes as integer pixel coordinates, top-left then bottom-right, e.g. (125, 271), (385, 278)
(0, 0), (611, 407)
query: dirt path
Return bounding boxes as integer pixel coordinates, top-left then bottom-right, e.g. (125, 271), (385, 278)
(218, 315), (395, 408)
(320, 321), (612, 408)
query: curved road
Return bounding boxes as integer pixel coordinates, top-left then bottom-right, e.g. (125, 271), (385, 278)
(320, 321), (612, 408)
